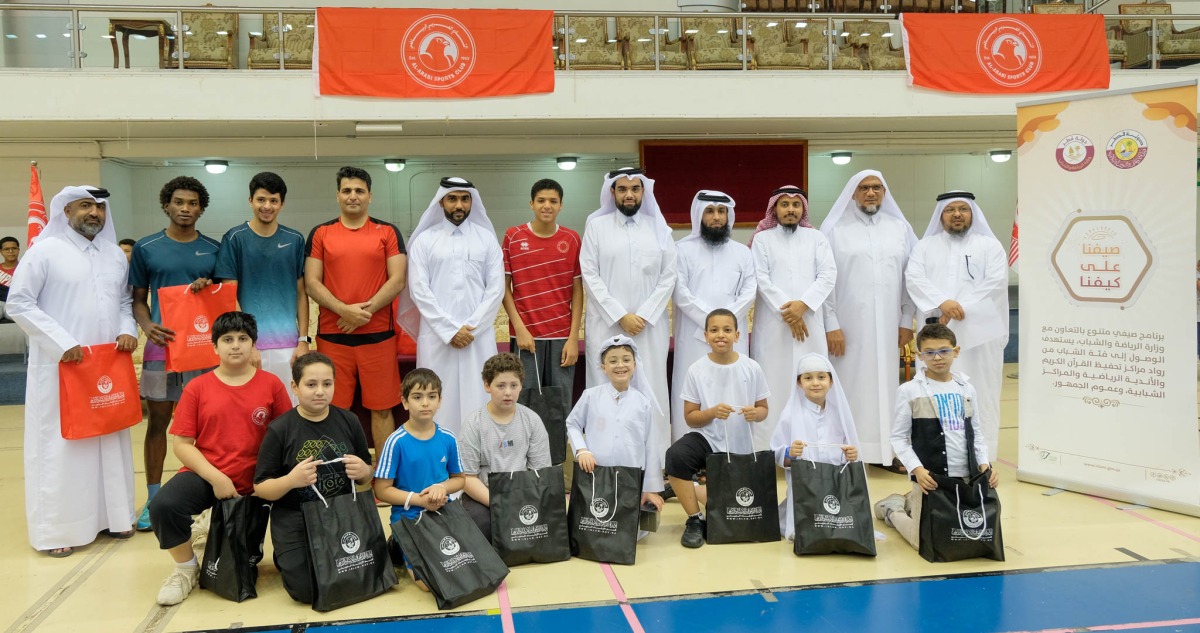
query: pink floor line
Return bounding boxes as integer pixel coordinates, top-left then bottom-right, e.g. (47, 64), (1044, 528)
(600, 563), (646, 633)
(995, 457), (1200, 545)
(1004, 615), (1200, 632)
(496, 580), (516, 633)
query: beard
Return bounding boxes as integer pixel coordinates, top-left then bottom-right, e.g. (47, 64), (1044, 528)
(700, 222), (730, 245)
(946, 224), (970, 237)
(617, 201), (641, 217)
(857, 203), (880, 216)
(779, 221), (798, 234)
(71, 219), (103, 239)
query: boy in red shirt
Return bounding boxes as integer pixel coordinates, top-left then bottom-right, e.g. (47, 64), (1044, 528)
(148, 311), (292, 606)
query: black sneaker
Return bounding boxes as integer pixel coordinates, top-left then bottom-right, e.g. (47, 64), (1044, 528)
(660, 482), (676, 502)
(681, 515), (706, 549)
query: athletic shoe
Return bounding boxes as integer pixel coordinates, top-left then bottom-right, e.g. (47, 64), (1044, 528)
(191, 509), (210, 550)
(873, 494), (906, 528)
(136, 505), (152, 532)
(156, 565), (199, 606)
(681, 515), (706, 549)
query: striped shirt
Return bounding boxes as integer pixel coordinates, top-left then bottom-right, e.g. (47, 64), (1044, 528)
(502, 223), (581, 339)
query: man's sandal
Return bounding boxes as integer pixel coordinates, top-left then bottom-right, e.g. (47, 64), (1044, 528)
(48, 547), (74, 558)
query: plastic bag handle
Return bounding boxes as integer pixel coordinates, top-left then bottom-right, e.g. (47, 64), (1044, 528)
(590, 470), (619, 524)
(954, 483), (988, 542)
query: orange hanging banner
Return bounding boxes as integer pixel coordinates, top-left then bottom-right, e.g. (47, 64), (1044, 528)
(316, 8), (555, 99)
(901, 14), (1110, 94)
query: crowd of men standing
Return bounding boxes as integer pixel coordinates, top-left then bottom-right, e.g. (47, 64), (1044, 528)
(4, 165), (1009, 557)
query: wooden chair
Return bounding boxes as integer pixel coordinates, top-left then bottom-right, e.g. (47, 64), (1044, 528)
(1119, 3), (1200, 68)
(247, 12), (314, 69)
(564, 16), (624, 70)
(173, 9), (237, 69)
(617, 16), (689, 70)
(683, 17), (745, 70)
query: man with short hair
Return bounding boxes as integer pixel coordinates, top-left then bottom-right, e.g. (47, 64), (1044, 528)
(579, 167), (677, 451)
(671, 190), (756, 442)
(8, 186), (139, 557)
(904, 191), (1009, 461)
(118, 238), (135, 262)
(501, 178), (582, 420)
(399, 177), (505, 436)
(821, 170), (917, 471)
(0, 235), (19, 322)
(129, 176), (221, 531)
(215, 171), (310, 399)
(305, 166), (406, 453)
(748, 186), (837, 448)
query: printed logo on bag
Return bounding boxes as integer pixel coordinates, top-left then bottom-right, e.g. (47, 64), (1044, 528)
(1056, 134), (1095, 172)
(187, 315), (213, 349)
(340, 531), (361, 554)
(251, 407), (270, 427)
(975, 18), (1042, 88)
(439, 536), (461, 556)
(193, 315), (210, 333)
(724, 487), (763, 522)
(90, 374), (128, 410)
(590, 497), (610, 519)
(402, 14), (477, 90)
(1106, 129), (1148, 169)
(205, 557), (219, 578)
(96, 375), (113, 395)
(822, 495), (841, 515)
(518, 505), (539, 526)
(962, 509), (984, 529)
(735, 487), (755, 507)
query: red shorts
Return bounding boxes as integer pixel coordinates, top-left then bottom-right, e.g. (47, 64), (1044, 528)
(317, 337), (401, 411)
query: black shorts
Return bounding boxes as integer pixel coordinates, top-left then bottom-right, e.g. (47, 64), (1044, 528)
(665, 432), (714, 480)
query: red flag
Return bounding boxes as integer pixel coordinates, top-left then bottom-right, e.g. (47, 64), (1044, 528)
(27, 163), (46, 247)
(901, 14), (1109, 94)
(1008, 207), (1020, 273)
(316, 8), (554, 99)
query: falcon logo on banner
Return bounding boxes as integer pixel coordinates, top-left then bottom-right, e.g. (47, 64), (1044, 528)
(315, 8), (554, 99)
(900, 14), (1110, 94)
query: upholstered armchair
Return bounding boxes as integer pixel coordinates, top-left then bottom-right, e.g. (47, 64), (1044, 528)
(247, 12), (314, 69)
(684, 18), (745, 70)
(1032, 3), (1125, 65)
(173, 10), (237, 69)
(617, 16), (689, 70)
(1119, 3), (1200, 68)
(843, 20), (904, 69)
(803, 25), (862, 70)
(748, 18), (810, 70)
(553, 15), (565, 70)
(565, 16), (624, 70)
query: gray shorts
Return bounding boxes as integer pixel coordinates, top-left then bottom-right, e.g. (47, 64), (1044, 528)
(140, 360), (209, 402)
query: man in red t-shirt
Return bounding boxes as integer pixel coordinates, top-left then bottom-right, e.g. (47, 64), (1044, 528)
(0, 236), (19, 321)
(501, 179), (583, 429)
(147, 311), (292, 606)
(304, 166), (407, 453)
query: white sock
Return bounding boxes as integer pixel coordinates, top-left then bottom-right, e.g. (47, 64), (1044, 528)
(177, 556), (197, 569)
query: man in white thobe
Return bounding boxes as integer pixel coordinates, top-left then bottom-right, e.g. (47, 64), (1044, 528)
(579, 167), (677, 453)
(749, 186), (837, 449)
(671, 190), (756, 442)
(821, 170), (918, 469)
(8, 186), (139, 556)
(905, 191), (1009, 461)
(398, 177), (504, 435)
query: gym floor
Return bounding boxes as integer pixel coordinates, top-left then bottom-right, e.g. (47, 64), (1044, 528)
(3, 365), (1199, 633)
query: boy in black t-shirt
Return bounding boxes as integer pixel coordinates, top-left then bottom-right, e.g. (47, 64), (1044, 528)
(254, 352), (373, 604)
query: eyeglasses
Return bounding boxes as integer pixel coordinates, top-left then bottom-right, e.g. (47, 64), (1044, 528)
(917, 348), (955, 360)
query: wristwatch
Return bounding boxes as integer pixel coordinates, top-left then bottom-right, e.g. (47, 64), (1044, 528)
(298, 336), (312, 343)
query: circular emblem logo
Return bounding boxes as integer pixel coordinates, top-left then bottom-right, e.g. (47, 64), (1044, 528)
(439, 536), (461, 556)
(976, 18), (1042, 88)
(340, 531), (360, 554)
(962, 509), (985, 529)
(193, 315), (210, 333)
(97, 374), (113, 395)
(251, 406), (269, 427)
(518, 505), (539, 526)
(822, 495), (841, 515)
(735, 487), (755, 507)
(556, 240), (570, 254)
(402, 14), (476, 90)
(1106, 130), (1148, 169)
(1056, 134), (1095, 172)
(590, 497), (610, 519)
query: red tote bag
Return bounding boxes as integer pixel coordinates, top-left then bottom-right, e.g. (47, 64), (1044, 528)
(158, 283), (238, 373)
(58, 344), (143, 440)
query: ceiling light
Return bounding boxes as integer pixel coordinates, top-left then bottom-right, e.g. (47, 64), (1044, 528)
(795, 22), (808, 28)
(767, 21), (779, 27)
(883, 32), (894, 37)
(384, 158), (405, 172)
(831, 151), (852, 165)
(575, 38), (587, 43)
(557, 156), (578, 171)
(204, 160), (228, 174)
(989, 150), (1012, 163)
(35, 33), (47, 39)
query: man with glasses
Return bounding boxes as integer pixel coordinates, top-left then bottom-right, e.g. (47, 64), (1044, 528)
(820, 170), (917, 473)
(905, 191), (1008, 462)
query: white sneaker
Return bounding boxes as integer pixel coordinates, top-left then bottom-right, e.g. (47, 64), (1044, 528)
(191, 510), (211, 549)
(873, 494), (906, 528)
(156, 565), (199, 606)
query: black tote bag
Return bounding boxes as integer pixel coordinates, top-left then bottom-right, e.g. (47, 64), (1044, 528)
(199, 495), (271, 602)
(302, 488), (397, 612)
(791, 460), (877, 556)
(392, 502), (511, 610)
(704, 420), (780, 544)
(488, 466), (570, 566)
(918, 470), (1004, 563)
(516, 350), (568, 465)
(567, 463), (642, 565)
